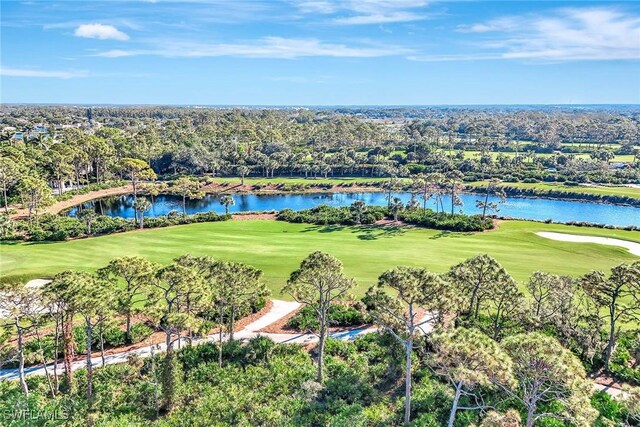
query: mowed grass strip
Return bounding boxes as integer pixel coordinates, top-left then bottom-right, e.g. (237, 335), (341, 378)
(466, 181), (640, 200)
(1, 220), (638, 297)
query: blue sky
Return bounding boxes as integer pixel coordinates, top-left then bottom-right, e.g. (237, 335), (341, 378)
(1, 0), (639, 105)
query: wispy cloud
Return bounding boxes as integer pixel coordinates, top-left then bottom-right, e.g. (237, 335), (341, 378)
(439, 7), (640, 62)
(0, 68), (89, 79)
(296, 0), (429, 25)
(74, 23), (130, 41)
(95, 37), (410, 59)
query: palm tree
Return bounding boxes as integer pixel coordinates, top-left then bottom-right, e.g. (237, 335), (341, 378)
(219, 195), (235, 215)
(390, 197), (403, 221)
(350, 200), (367, 224)
(237, 165), (250, 185)
(134, 197), (152, 229)
(77, 208), (97, 235)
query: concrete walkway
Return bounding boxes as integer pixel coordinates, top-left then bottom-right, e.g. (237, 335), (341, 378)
(0, 299), (627, 400)
(0, 300), (437, 381)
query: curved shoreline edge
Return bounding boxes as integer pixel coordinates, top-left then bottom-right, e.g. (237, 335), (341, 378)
(536, 231), (640, 257)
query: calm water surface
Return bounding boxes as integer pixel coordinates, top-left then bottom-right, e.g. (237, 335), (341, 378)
(66, 192), (640, 227)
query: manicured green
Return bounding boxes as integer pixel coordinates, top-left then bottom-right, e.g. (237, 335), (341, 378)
(466, 181), (640, 200)
(2, 220), (638, 297)
(459, 150), (636, 163)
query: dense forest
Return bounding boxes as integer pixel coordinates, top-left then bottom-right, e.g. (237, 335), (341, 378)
(2, 106), (639, 191)
(1, 106), (639, 235)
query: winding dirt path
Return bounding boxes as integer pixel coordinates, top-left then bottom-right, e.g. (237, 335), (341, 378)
(10, 185), (133, 220)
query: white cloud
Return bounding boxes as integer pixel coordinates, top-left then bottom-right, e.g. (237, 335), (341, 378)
(0, 68), (89, 78)
(457, 17), (520, 34)
(74, 24), (129, 41)
(296, 0), (429, 25)
(334, 11), (423, 25)
(297, 1), (337, 14)
(95, 37), (410, 59)
(436, 7), (640, 62)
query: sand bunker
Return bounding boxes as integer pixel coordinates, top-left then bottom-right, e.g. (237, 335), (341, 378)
(536, 232), (640, 257)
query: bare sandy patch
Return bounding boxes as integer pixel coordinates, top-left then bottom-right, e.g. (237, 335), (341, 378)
(536, 232), (640, 257)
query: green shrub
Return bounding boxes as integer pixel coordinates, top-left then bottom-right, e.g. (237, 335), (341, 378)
(129, 324), (154, 344)
(397, 209), (494, 232)
(287, 304), (369, 332)
(73, 326), (90, 354)
(591, 391), (627, 424)
(101, 325), (127, 347)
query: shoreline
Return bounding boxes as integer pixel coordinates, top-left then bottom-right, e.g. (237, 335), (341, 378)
(9, 179), (640, 223)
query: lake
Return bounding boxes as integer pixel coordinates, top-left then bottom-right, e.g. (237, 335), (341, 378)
(66, 192), (640, 227)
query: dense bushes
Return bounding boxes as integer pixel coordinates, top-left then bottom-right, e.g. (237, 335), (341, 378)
(10, 211), (230, 241)
(609, 332), (640, 385)
(287, 304), (370, 332)
(277, 205), (493, 231)
(129, 324), (154, 344)
(397, 209), (494, 232)
(277, 204), (494, 232)
(277, 205), (386, 226)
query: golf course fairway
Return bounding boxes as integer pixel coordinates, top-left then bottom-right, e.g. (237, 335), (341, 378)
(2, 219), (638, 297)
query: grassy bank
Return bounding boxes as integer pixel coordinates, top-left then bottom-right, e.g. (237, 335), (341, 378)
(466, 181), (640, 201)
(2, 220), (638, 297)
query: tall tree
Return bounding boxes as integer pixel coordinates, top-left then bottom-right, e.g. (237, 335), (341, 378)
(77, 208), (97, 235)
(17, 175), (53, 224)
(446, 170), (464, 215)
(412, 173), (442, 213)
(350, 200), (367, 224)
(365, 266), (460, 425)
(581, 261), (640, 370)
(237, 165), (250, 185)
(44, 271), (95, 394)
(210, 261), (268, 342)
(448, 255), (510, 321)
(429, 327), (515, 427)
(0, 156), (21, 212)
(485, 278), (523, 339)
(134, 197), (152, 229)
(171, 176), (203, 214)
(74, 275), (114, 403)
(99, 256), (157, 342)
(145, 262), (207, 410)
(475, 179), (506, 219)
(526, 272), (575, 326)
(117, 158), (156, 223)
(0, 282), (43, 395)
(282, 251), (355, 383)
(499, 332), (597, 427)
(390, 197), (404, 221)
(219, 195), (235, 215)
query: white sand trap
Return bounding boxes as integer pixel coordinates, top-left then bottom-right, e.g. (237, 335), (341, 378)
(25, 279), (52, 288)
(536, 232), (640, 257)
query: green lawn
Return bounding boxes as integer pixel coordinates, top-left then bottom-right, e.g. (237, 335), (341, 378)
(466, 181), (640, 200)
(2, 220), (638, 297)
(458, 150), (636, 163)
